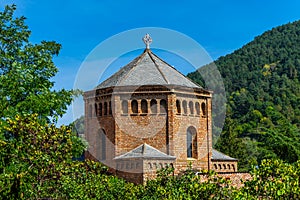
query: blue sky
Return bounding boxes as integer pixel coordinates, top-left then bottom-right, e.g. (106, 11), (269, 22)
(1, 0), (300, 125)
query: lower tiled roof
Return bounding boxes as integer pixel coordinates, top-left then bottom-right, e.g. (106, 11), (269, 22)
(114, 143), (176, 160)
(212, 149), (238, 161)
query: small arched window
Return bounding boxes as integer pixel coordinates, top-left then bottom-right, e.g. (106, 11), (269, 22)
(94, 103), (98, 117)
(195, 102), (200, 115)
(97, 129), (106, 160)
(189, 101), (194, 115)
(232, 164), (235, 172)
(227, 164), (231, 169)
(104, 102), (108, 115)
(88, 105), (92, 118)
(150, 99), (157, 114)
(122, 100), (128, 114)
(182, 100), (187, 114)
(214, 164), (217, 170)
(201, 102), (207, 117)
(131, 100), (138, 114)
(141, 99), (148, 113)
(160, 99), (167, 114)
(99, 103), (102, 116)
(223, 164), (226, 169)
(218, 164), (222, 169)
(109, 101), (112, 115)
(176, 100), (181, 114)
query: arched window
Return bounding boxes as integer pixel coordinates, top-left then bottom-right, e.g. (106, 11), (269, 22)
(214, 164), (217, 170)
(227, 164), (231, 169)
(150, 99), (157, 114)
(195, 102), (200, 115)
(109, 101), (112, 115)
(189, 101), (194, 115)
(97, 129), (106, 160)
(182, 100), (187, 114)
(159, 163), (163, 169)
(187, 126), (197, 158)
(131, 100), (138, 114)
(88, 105), (92, 118)
(94, 103), (98, 117)
(122, 100), (128, 114)
(218, 164), (222, 169)
(104, 102), (108, 115)
(99, 103), (102, 116)
(141, 99), (148, 113)
(201, 102), (207, 117)
(232, 164), (235, 172)
(176, 100), (181, 114)
(160, 99), (167, 114)
(223, 164), (226, 169)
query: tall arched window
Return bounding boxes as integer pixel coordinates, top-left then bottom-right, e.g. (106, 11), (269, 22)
(160, 99), (167, 114)
(94, 103), (98, 117)
(131, 100), (138, 114)
(176, 100), (181, 114)
(99, 103), (103, 116)
(201, 102), (206, 117)
(104, 102), (108, 115)
(97, 129), (106, 160)
(150, 99), (157, 114)
(182, 100), (187, 114)
(88, 105), (92, 118)
(141, 99), (148, 114)
(195, 102), (200, 115)
(122, 100), (128, 114)
(109, 101), (112, 115)
(189, 101), (194, 115)
(187, 126), (197, 158)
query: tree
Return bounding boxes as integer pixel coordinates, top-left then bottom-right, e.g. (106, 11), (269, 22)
(0, 5), (75, 123)
(0, 114), (87, 198)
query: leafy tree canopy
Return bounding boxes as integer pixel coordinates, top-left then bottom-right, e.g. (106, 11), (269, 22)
(0, 4), (76, 123)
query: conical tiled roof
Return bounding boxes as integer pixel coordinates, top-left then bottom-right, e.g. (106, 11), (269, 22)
(96, 49), (201, 89)
(114, 143), (176, 160)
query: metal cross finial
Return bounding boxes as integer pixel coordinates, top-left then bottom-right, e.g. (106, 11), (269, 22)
(143, 34), (152, 49)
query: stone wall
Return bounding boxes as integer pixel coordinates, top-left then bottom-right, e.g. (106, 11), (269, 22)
(199, 172), (252, 188)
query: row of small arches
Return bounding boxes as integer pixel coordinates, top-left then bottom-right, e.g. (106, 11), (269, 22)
(213, 163), (236, 172)
(122, 99), (167, 114)
(116, 162), (141, 170)
(148, 162), (174, 170)
(88, 101), (112, 117)
(176, 100), (207, 116)
(89, 99), (207, 117)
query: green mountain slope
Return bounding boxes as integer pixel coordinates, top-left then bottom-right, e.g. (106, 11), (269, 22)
(188, 20), (300, 171)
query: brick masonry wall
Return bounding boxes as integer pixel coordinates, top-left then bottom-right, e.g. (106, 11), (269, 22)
(199, 172), (252, 188)
(84, 86), (232, 184)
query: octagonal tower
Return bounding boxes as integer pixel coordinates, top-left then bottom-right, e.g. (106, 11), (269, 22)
(84, 34), (235, 184)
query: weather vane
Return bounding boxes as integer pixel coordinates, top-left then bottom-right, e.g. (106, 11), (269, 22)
(143, 34), (152, 49)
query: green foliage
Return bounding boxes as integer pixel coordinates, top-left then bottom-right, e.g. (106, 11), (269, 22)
(0, 116), (299, 199)
(0, 4), (76, 123)
(189, 20), (300, 171)
(241, 159), (300, 199)
(0, 114), (82, 198)
(71, 115), (85, 136)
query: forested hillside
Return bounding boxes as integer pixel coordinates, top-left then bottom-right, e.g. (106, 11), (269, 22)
(188, 20), (300, 171)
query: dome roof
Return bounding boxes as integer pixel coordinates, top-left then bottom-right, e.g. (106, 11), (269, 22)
(96, 48), (201, 89)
